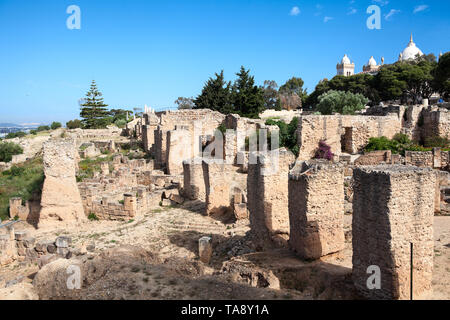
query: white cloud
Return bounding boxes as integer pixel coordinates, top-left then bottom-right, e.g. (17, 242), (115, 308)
(290, 6), (300, 16)
(413, 5), (429, 14)
(384, 9), (400, 21)
(324, 16), (334, 23)
(347, 8), (357, 15)
(373, 0), (389, 6)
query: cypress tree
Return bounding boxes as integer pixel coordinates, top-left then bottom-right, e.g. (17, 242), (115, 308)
(231, 66), (265, 118)
(80, 80), (110, 129)
(193, 71), (233, 114)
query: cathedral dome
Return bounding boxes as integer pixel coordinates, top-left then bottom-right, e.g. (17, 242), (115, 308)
(399, 34), (424, 61)
(367, 56), (377, 66)
(341, 54), (351, 64)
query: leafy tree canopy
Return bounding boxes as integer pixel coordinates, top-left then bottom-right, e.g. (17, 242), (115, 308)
(316, 90), (369, 115)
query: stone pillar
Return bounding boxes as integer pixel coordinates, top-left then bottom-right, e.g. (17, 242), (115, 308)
(202, 159), (233, 216)
(288, 160), (345, 260)
(101, 162), (109, 176)
(155, 128), (168, 169)
(352, 165), (436, 300)
(142, 125), (157, 154)
(39, 139), (86, 225)
(123, 194), (137, 217)
(182, 159), (206, 201)
(433, 148), (441, 168)
(248, 149), (295, 247)
(198, 236), (212, 264)
(166, 129), (191, 176)
(224, 130), (237, 165)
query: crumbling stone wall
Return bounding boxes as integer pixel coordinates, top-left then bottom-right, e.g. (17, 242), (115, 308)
(248, 149), (295, 247)
(404, 149), (450, 168)
(296, 114), (402, 159)
(202, 159), (247, 216)
(166, 129), (192, 176)
(39, 139), (86, 225)
(288, 160), (345, 260)
(352, 165), (435, 300)
(354, 150), (393, 166)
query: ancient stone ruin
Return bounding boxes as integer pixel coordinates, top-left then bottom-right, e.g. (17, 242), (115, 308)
(288, 160), (345, 260)
(352, 165), (435, 300)
(39, 139), (86, 225)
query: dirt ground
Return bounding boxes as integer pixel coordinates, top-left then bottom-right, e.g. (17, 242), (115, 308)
(0, 202), (449, 300)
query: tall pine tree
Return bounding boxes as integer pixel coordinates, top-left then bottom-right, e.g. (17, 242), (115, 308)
(193, 71), (233, 114)
(232, 66), (265, 118)
(80, 80), (110, 129)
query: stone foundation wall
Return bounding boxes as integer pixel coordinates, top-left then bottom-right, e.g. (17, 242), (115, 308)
(352, 165), (435, 300)
(288, 160), (345, 260)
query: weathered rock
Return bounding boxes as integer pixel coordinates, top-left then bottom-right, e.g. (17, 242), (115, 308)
(22, 237), (36, 248)
(233, 203), (248, 220)
(169, 194), (184, 204)
(198, 236), (213, 264)
(38, 254), (59, 268)
(55, 236), (72, 248)
(14, 231), (28, 241)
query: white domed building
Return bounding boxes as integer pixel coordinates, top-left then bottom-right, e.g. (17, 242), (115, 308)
(362, 56), (383, 75)
(398, 34), (424, 62)
(336, 54), (355, 77)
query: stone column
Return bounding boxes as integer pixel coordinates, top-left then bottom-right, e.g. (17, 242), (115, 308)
(166, 129), (191, 176)
(101, 162), (109, 176)
(248, 149), (295, 247)
(124, 194), (137, 217)
(288, 160), (345, 260)
(182, 159), (206, 201)
(202, 159), (235, 216)
(352, 165), (435, 300)
(39, 139), (86, 225)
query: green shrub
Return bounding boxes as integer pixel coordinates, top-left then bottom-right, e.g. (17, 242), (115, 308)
(6, 131), (26, 139)
(0, 142), (24, 163)
(265, 117), (299, 156)
(364, 136), (400, 154)
(51, 122), (62, 130)
(0, 157), (44, 221)
(424, 136), (450, 149)
(66, 119), (83, 129)
(114, 119), (127, 128)
(37, 125), (50, 132)
(88, 212), (99, 221)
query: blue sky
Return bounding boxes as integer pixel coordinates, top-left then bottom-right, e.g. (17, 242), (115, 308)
(0, 0), (449, 124)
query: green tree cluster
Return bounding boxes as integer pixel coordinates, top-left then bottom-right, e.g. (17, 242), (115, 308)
(0, 142), (23, 163)
(194, 67), (264, 118)
(66, 119), (83, 129)
(50, 122), (62, 130)
(306, 53), (449, 108)
(316, 90), (369, 115)
(265, 117), (299, 156)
